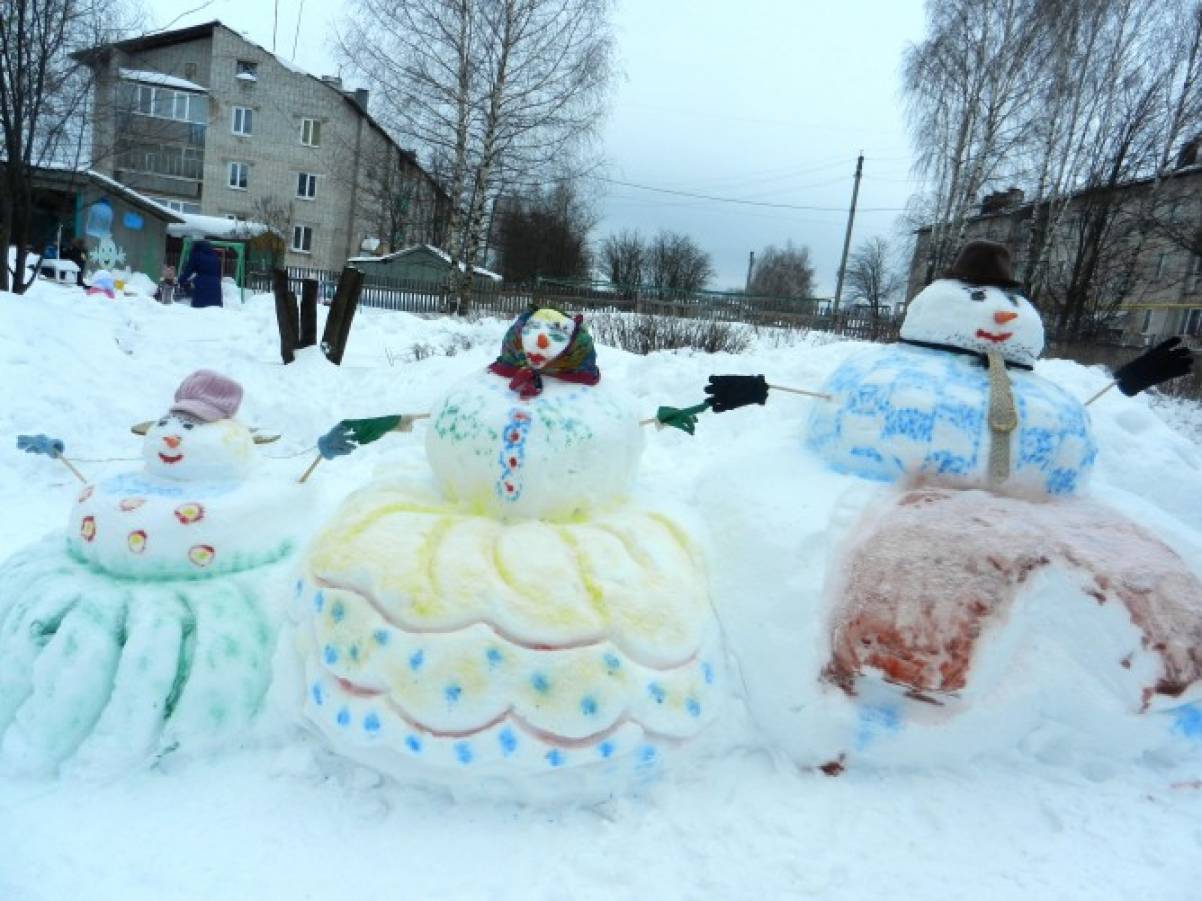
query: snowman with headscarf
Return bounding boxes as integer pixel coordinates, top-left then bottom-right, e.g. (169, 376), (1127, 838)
(1, 370), (311, 775)
(288, 306), (723, 798)
(699, 241), (1201, 772)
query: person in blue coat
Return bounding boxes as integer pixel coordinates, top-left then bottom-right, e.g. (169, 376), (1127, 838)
(179, 239), (223, 308)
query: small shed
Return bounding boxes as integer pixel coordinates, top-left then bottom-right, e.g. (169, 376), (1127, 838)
(348, 244), (502, 286)
(2, 165), (184, 278)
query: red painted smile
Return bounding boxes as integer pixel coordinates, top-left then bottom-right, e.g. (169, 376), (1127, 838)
(526, 352), (546, 366)
(975, 329), (1013, 343)
(158, 452), (184, 464)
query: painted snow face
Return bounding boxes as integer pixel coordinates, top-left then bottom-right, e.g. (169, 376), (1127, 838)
(141, 413), (255, 482)
(900, 278), (1045, 366)
(520, 309), (573, 370)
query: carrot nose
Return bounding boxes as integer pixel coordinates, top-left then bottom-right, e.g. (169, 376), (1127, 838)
(536, 333), (549, 349)
(994, 310), (1018, 325)
(163, 435), (181, 449)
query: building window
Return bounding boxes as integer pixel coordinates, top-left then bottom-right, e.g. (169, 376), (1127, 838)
(1187, 308), (1202, 337)
(296, 172), (317, 199)
(151, 197), (201, 214)
(1155, 252), (1169, 281)
(232, 106), (253, 136)
(132, 84), (205, 124)
(236, 60), (259, 81)
(300, 118), (321, 147)
(228, 161), (248, 190)
(292, 225), (313, 253)
(1141, 309), (1153, 333)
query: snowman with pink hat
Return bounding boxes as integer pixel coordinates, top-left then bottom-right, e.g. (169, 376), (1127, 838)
(0, 370), (312, 775)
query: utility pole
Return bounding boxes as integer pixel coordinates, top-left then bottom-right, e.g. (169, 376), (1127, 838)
(745, 250), (755, 292)
(833, 153), (863, 315)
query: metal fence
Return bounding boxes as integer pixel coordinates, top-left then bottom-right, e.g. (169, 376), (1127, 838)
(242, 265), (904, 342)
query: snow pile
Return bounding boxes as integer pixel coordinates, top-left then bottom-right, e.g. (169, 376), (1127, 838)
(1, 280), (1201, 899)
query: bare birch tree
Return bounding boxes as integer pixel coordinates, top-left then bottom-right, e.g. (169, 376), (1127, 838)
(845, 237), (903, 335)
(339, 0), (613, 313)
(904, 0), (1202, 340)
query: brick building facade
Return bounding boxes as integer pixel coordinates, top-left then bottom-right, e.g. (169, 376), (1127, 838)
(78, 21), (449, 272)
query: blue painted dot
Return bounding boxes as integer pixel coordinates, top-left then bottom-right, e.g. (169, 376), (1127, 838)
(313, 591), (325, 612)
(1173, 704), (1202, 740)
(336, 707), (350, 727)
(686, 698), (701, 717)
(580, 696), (598, 716)
(701, 662), (715, 684)
(647, 682), (666, 704)
(323, 644), (338, 665)
(603, 653), (621, 672)
(405, 735), (422, 753)
(598, 741), (615, 759)
(455, 742), (473, 764)
(486, 648), (503, 667)
(499, 728), (517, 756)
(294, 579), (304, 598)
(637, 745), (657, 764)
(444, 684), (462, 704)
(373, 629), (390, 645)
(364, 712), (381, 734)
(349, 644), (360, 662)
(409, 650), (424, 671)
(330, 600), (345, 623)
(310, 682), (324, 706)
(531, 672), (550, 694)
(546, 749), (565, 767)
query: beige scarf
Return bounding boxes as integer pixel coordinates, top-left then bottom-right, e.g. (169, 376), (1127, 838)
(986, 351), (1018, 486)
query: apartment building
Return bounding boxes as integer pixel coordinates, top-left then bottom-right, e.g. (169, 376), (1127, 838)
(907, 149), (1202, 348)
(77, 21), (449, 271)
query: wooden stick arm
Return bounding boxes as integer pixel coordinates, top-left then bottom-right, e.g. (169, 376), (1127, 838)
(1083, 381), (1117, 407)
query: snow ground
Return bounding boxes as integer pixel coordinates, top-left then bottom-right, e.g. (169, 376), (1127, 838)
(1, 282), (1200, 900)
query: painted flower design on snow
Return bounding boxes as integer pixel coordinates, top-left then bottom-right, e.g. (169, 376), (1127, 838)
(77, 486), (94, 504)
(80, 515), (96, 542)
(174, 502), (205, 525)
(127, 530), (147, 554)
(119, 497), (146, 512)
(188, 544), (215, 568)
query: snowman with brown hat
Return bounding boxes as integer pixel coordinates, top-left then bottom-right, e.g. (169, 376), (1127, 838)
(699, 240), (1202, 772)
(0, 370), (313, 775)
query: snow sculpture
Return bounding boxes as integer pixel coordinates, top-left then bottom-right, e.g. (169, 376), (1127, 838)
(818, 488), (1202, 765)
(804, 243), (1202, 766)
(292, 309), (722, 790)
(702, 240), (1199, 771)
(807, 248), (1098, 495)
(0, 371), (308, 774)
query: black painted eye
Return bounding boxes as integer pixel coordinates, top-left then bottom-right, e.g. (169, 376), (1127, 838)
(157, 418), (168, 427)
(1005, 292), (1021, 307)
(182, 421), (195, 430)
(969, 289), (986, 302)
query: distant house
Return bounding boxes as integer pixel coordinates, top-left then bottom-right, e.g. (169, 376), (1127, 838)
(75, 20), (450, 272)
(2, 164), (183, 278)
(348, 244), (503, 285)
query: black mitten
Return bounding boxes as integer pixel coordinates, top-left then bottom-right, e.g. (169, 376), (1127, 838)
(704, 374), (770, 412)
(1114, 337), (1194, 396)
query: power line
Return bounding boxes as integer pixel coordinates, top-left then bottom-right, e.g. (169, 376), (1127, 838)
(588, 174), (906, 212)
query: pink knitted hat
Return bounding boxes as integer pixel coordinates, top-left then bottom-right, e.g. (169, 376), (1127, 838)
(169, 369), (243, 422)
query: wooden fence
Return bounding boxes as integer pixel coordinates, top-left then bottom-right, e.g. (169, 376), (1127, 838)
(244, 266), (903, 343)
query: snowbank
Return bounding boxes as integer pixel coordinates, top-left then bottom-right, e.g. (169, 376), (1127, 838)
(1, 280), (1201, 900)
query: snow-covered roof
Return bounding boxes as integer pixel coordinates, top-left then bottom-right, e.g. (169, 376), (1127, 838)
(348, 244), (503, 281)
(119, 67), (207, 92)
(167, 214), (268, 239)
(84, 170), (185, 223)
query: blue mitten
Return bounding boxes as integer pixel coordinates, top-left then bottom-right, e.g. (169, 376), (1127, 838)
(316, 423), (357, 460)
(17, 434), (65, 459)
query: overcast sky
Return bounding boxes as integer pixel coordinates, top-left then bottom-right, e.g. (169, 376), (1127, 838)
(142, 0), (928, 292)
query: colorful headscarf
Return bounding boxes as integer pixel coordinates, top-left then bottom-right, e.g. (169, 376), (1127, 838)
(488, 308), (601, 398)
